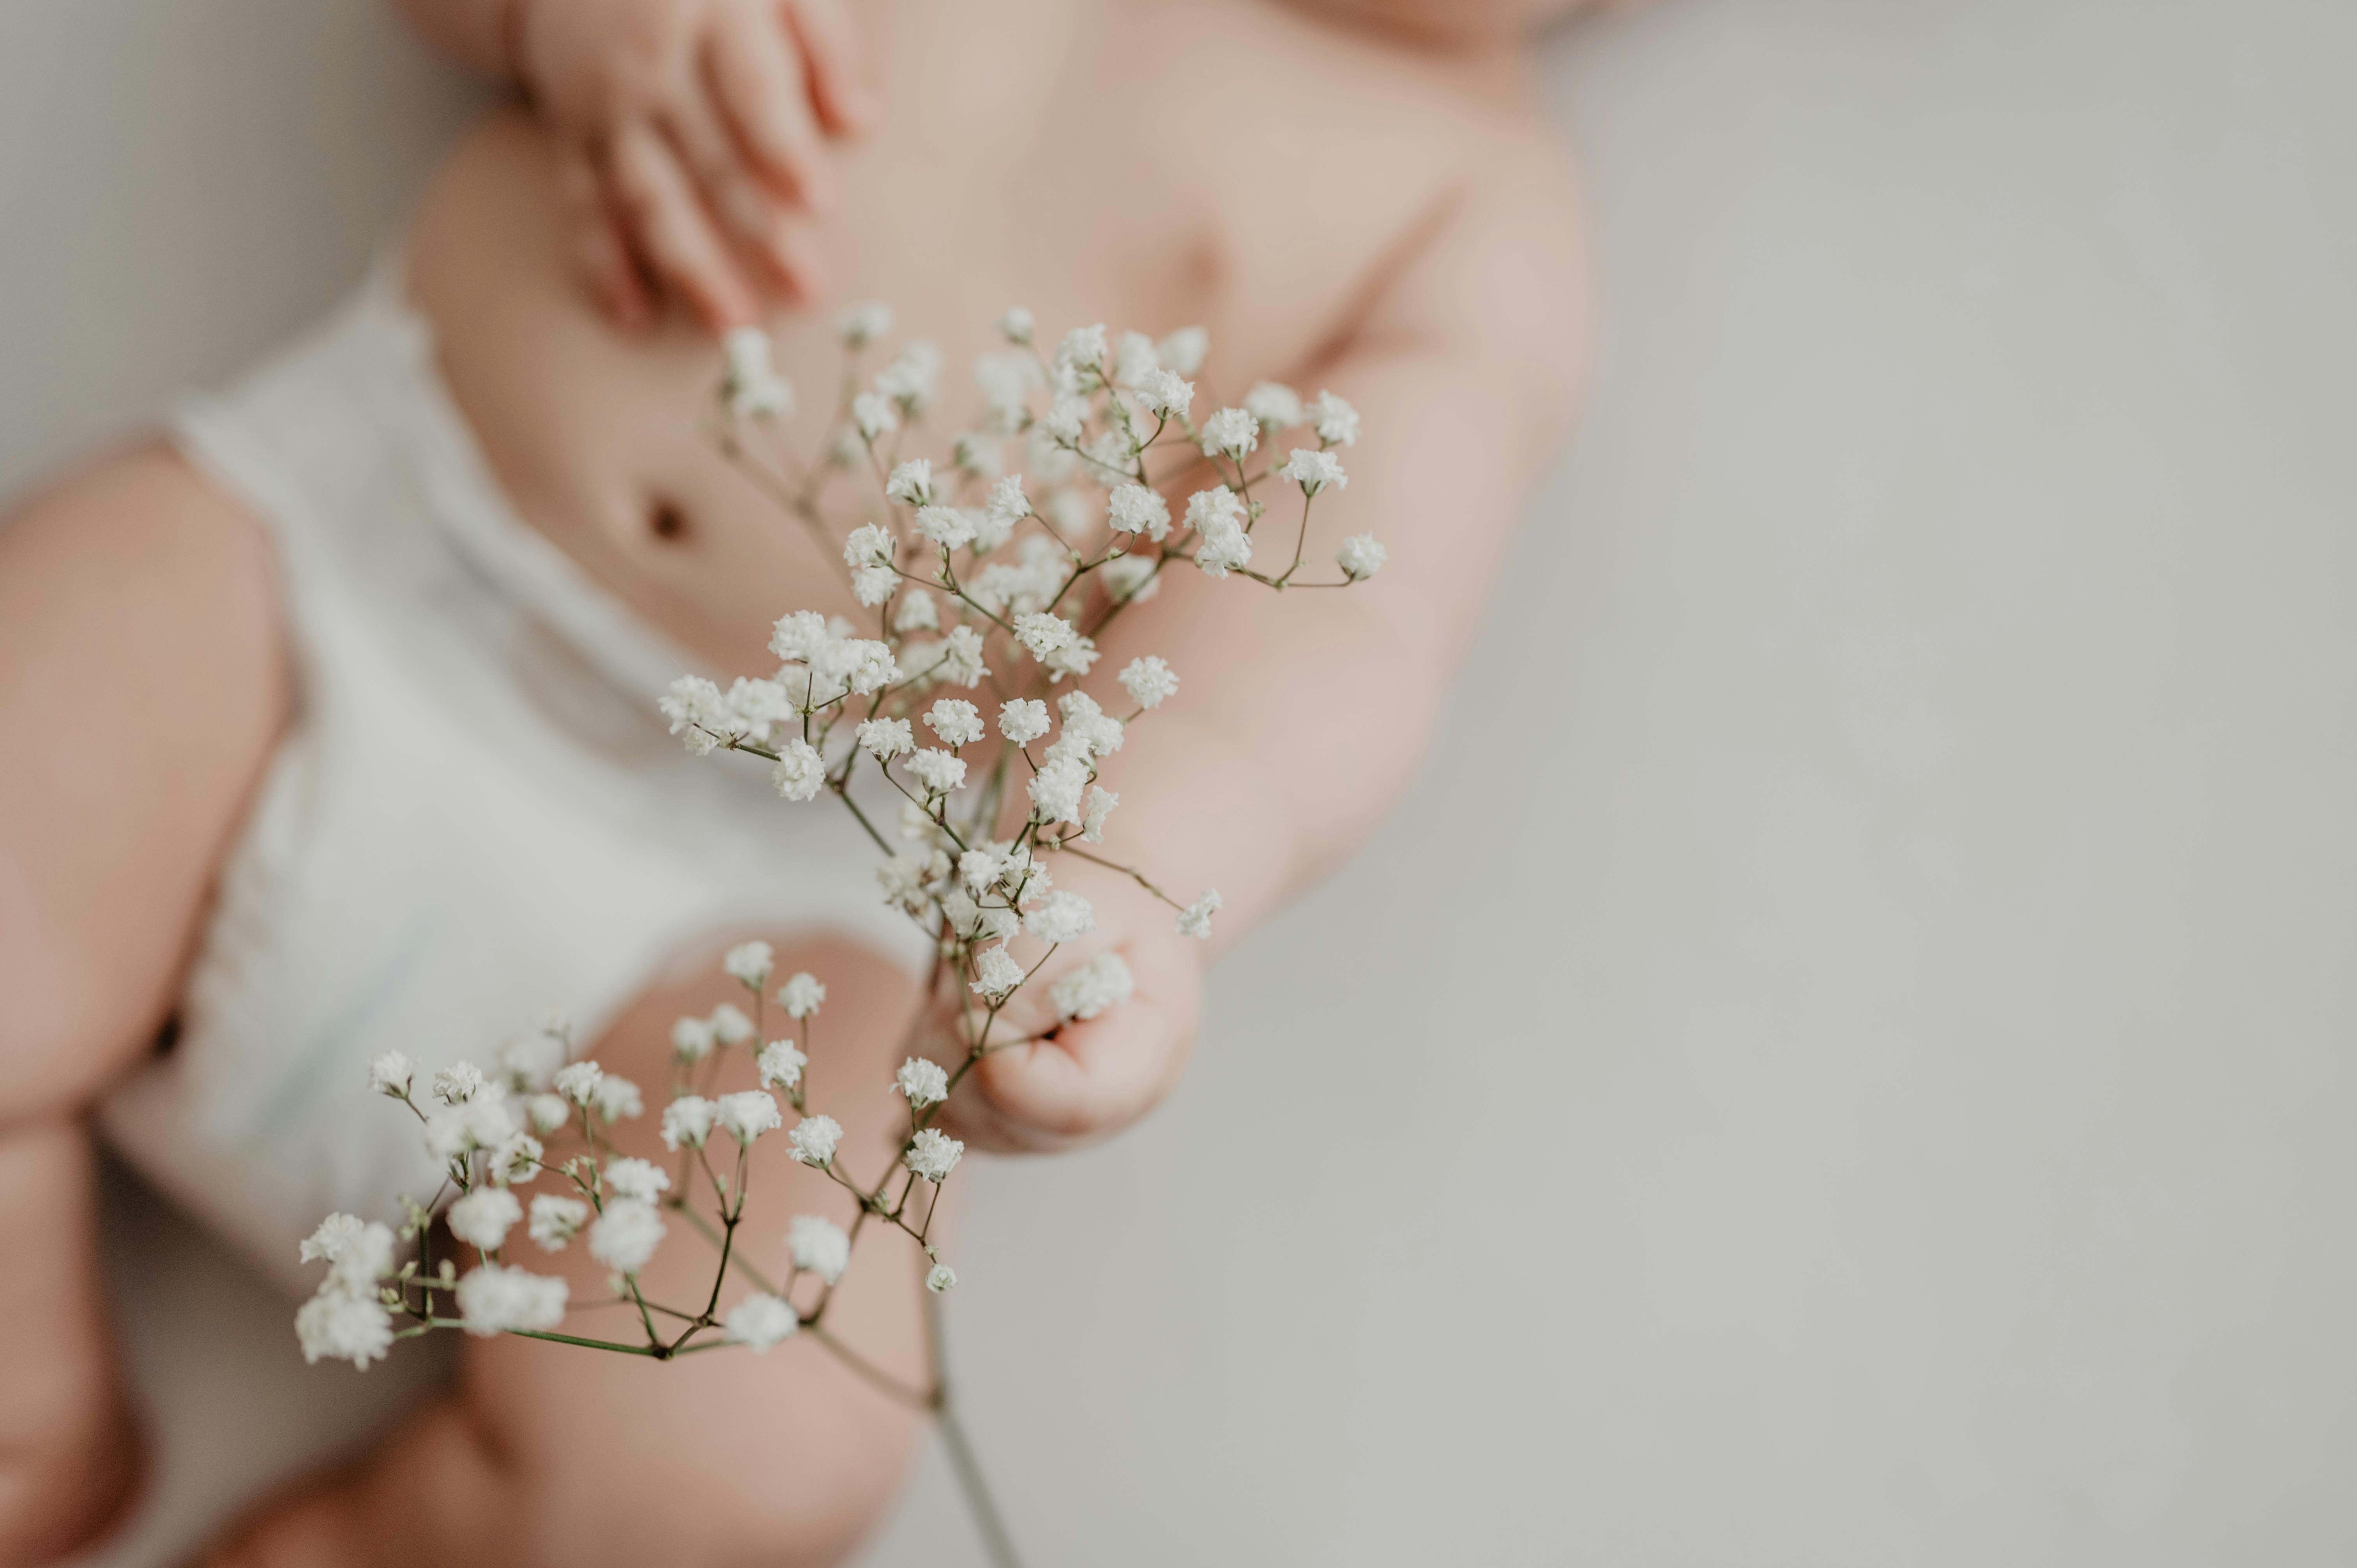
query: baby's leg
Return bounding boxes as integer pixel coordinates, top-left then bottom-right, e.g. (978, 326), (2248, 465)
(0, 443), (289, 1562)
(0, 1124), (141, 1564)
(200, 933), (933, 1568)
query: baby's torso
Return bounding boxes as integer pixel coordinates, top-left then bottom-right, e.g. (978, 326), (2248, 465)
(408, 0), (1538, 675)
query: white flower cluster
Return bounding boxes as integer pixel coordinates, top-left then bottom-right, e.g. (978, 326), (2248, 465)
(300, 304), (1380, 1556)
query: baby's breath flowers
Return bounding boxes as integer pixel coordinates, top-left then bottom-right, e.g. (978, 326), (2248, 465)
(299, 304), (1380, 1568)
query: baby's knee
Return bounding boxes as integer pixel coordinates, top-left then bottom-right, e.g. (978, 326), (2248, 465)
(0, 1364), (141, 1567)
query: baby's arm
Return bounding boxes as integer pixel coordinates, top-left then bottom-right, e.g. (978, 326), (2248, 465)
(391, 0), (875, 329)
(951, 127), (1591, 1149)
(196, 936), (929, 1568)
(0, 447), (290, 1561)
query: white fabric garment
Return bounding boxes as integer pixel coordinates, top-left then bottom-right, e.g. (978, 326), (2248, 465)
(98, 263), (921, 1293)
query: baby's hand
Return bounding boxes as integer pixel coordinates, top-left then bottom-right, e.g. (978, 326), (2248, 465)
(516, 0), (875, 332)
(934, 860), (1207, 1153)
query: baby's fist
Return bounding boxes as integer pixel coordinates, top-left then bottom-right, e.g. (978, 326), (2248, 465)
(516, 0), (876, 330)
(933, 864), (1207, 1153)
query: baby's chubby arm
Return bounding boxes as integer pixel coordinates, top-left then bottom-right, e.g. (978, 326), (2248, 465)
(393, 0), (876, 330)
(945, 128), (1591, 1151)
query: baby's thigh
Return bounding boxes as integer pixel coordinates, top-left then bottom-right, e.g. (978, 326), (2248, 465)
(470, 929), (932, 1565)
(0, 442), (285, 1122)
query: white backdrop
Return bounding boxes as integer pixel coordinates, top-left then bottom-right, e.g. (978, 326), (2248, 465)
(5, 2), (2353, 1564)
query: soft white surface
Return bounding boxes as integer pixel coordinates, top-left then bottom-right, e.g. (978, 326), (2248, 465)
(4, 0), (2352, 1563)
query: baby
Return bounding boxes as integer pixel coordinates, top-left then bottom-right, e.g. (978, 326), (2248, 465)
(0, 0), (1591, 1562)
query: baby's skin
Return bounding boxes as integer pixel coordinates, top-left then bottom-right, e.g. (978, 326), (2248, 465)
(0, 0), (1590, 1561)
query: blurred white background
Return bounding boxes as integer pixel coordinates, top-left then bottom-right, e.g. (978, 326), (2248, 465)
(5, 0), (2354, 1563)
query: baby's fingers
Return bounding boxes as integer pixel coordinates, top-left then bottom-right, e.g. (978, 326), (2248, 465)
(708, 2), (832, 207)
(606, 120), (760, 332)
(786, 0), (879, 135)
(659, 81), (828, 302)
(555, 143), (653, 332)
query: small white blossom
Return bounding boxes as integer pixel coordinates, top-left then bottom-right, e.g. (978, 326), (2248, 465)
(528, 1194), (590, 1252)
(894, 1057), (951, 1108)
(603, 1157), (671, 1204)
(771, 738), (826, 801)
(905, 1128), (965, 1183)
(525, 1092), (571, 1134)
(489, 1132), (544, 1187)
(778, 972), (826, 1019)
(722, 326), (794, 420)
(858, 716), (914, 760)
(1055, 323), (1108, 376)
(710, 1003), (754, 1046)
(715, 1089), (783, 1145)
(836, 300), (894, 348)
(927, 1263), (958, 1294)
(926, 699), (984, 746)
(1279, 448), (1348, 496)
(448, 1187), (523, 1252)
(593, 1075), (643, 1123)
(661, 1095), (717, 1150)
(885, 458), (935, 507)
(434, 1062), (488, 1105)
(916, 505), (976, 551)
(939, 625), (989, 688)
(1177, 888), (1224, 939)
(1244, 381), (1305, 429)
(724, 940), (775, 991)
(1082, 786), (1118, 842)
(1041, 396), (1089, 443)
(1051, 951), (1135, 1021)
(588, 1200), (666, 1276)
(1108, 484), (1170, 540)
(969, 944), (1025, 999)
(1113, 331), (1160, 388)
(498, 1022), (566, 1093)
(1158, 325), (1209, 375)
(1134, 367), (1194, 419)
(554, 1060), (603, 1106)
(1336, 533), (1388, 581)
(456, 1263), (569, 1336)
(787, 1214), (852, 1284)
(757, 1039), (807, 1092)
(1314, 390), (1361, 447)
(725, 1293), (801, 1351)
(1012, 612), (1077, 662)
(998, 306), (1034, 344)
(670, 1015), (717, 1063)
(659, 674), (731, 755)
(769, 609), (830, 662)
(1024, 890), (1097, 944)
(296, 1290), (394, 1368)
(1028, 757), (1089, 826)
(369, 1051), (413, 1098)
(878, 340), (942, 412)
(998, 698), (1050, 745)
(714, 679), (788, 746)
(1200, 406), (1259, 461)
(893, 588), (940, 634)
(959, 847), (1005, 893)
(907, 748), (968, 795)
(424, 1093), (518, 1164)
(979, 471), (1027, 530)
(853, 565), (899, 607)
(1118, 655), (1179, 710)
(851, 392), (898, 441)
(300, 1214), (396, 1293)
(788, 1114), (843, 1167)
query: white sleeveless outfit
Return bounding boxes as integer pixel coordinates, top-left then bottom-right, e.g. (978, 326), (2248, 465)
(98, 263), (919, 1294)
